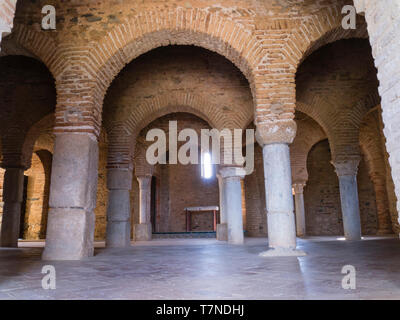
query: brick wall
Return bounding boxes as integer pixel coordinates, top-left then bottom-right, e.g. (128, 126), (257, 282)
(23, 152), (47, 239)
(304, 140), (378, 236)
(305, 140), (343, 235)
(156, 164), (169, 232)
(360, 109), (396, 233)
(94, 130), (108, 240)
(244, 144), (267, 237)
(131, 113), (219, 233)
(297, 38), (379, 163)
(0, 56), (56, 168)
(358, 156), (379, 235)
(165, 163), (218, 232)
(103, 45), (253, 168)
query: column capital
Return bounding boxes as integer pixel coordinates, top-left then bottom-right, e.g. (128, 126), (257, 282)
(255, 120), (297, 146)
(219, 166), (246, 179)
(331, 159), (360, 177)
(292, 182), (306, 194)
(107, 168), (133, 190)
(0, 163), (26, 170)
(1, 153), (29, 170)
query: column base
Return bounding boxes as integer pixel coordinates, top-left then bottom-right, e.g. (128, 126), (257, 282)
(259, 247), (307, 257)
(42, 208), (95, 261)
(134, 223), (152, 241)
(216, 223), (228, 241)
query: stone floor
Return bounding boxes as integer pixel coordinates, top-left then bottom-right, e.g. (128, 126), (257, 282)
(0, 236), (399, 299)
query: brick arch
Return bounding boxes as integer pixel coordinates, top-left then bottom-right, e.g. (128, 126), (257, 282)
(296, 101), (334, 149)
(65, 8), (260, 133)
(0, 54), (56, 168)
(1, 24), (58, 78)
(21, 113), (55, 169)
(133, 92), (242, 135)
(283, 6), (368, 71)
(329, 92), (379, 161)
(1, 27), (61, 141)
(297, 91), (380, 162)
(280, 6), (368, 130)
(33, 129), (55, 155)
(106, 93), (220, 169)
(290, 113), (327, 184)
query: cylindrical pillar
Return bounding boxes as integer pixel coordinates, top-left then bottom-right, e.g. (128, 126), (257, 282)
(219, 167), (245, 245)
(256, 120), (306, 257)
(42, 133), (98, 260)
(261, 144), (300, 255)
(106, 168), (133, 248)
(293, 182), (306, 237)
(332, 160), (362, 241)
(0, 167), (25, 247)
(134, 175), (152, 241)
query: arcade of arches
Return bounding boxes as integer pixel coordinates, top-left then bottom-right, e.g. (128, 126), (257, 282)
(0, 0), (400, 299)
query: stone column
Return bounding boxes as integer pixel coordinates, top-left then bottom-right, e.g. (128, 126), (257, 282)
(216, 173), (228, 241)
(293, 182), (306, 237)
(256, 121), (306, 256)
(42, 133), (98, 260)
(219, 167), (245, 244)
(332, 160), (362, 241)
(106, 168), (133, 248)
(134, 175), (152, 241)
(0, 167), (24, 247)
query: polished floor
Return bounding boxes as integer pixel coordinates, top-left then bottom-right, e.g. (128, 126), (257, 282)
(0, 236), (399, 299)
